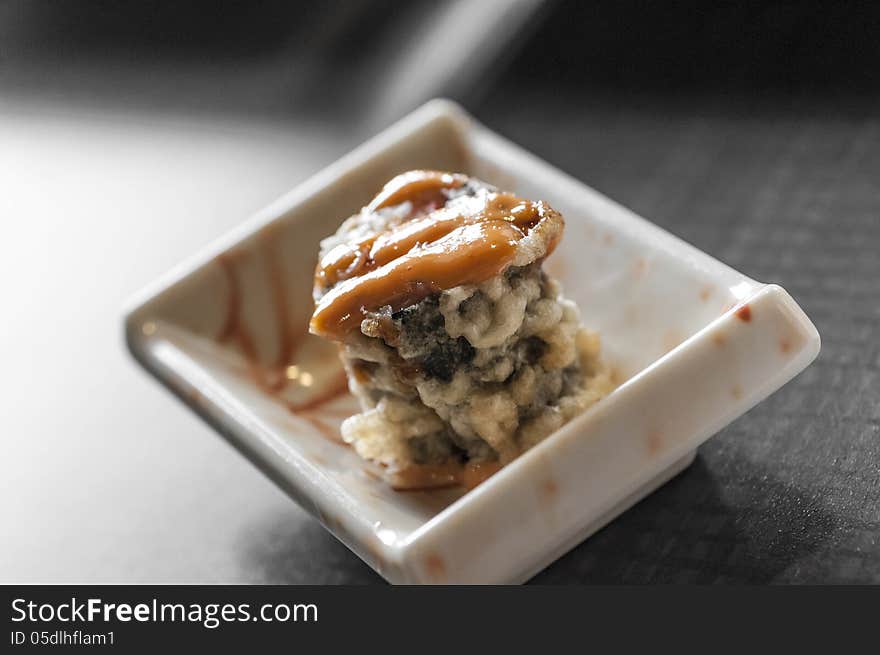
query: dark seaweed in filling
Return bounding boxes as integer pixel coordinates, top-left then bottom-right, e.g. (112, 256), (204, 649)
(392, 298), (475, 383)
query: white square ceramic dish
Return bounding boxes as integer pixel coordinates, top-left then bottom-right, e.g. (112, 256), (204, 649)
(125, 100), (820, 584)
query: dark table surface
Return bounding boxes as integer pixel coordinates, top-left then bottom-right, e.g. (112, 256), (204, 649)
(3, 1), (877, 584)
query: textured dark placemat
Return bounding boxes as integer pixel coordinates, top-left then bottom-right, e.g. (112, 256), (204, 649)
(467, 94), (879, 583)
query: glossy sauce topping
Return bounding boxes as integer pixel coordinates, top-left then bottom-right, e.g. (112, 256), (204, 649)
(310, 171), (560, 340)
(367, 170), (467, 212)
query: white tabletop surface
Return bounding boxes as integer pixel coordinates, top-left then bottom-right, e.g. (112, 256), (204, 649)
(0, 99), (383, 583)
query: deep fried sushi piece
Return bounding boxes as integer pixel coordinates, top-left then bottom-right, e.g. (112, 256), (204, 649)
(310, 171), (612, 489)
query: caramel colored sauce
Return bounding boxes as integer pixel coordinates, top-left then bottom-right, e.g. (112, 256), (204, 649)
(216, 253), (260, 372)
(367, 170), (466, 212)
(283, 370), (350, 414)
(264, 223), (298, 390)
(214, 235), (350, 424)
(217, 244), (304, 392)
(311, 172), (559, 340)
(389, 460), (503, 491)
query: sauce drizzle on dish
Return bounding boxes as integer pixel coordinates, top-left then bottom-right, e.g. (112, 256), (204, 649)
(389, 460), (503, 491)
(214, 235), (350, 417)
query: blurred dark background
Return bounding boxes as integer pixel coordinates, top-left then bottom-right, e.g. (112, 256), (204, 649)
(2, 1), (877, 583)
(3, 1), (879, 116)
